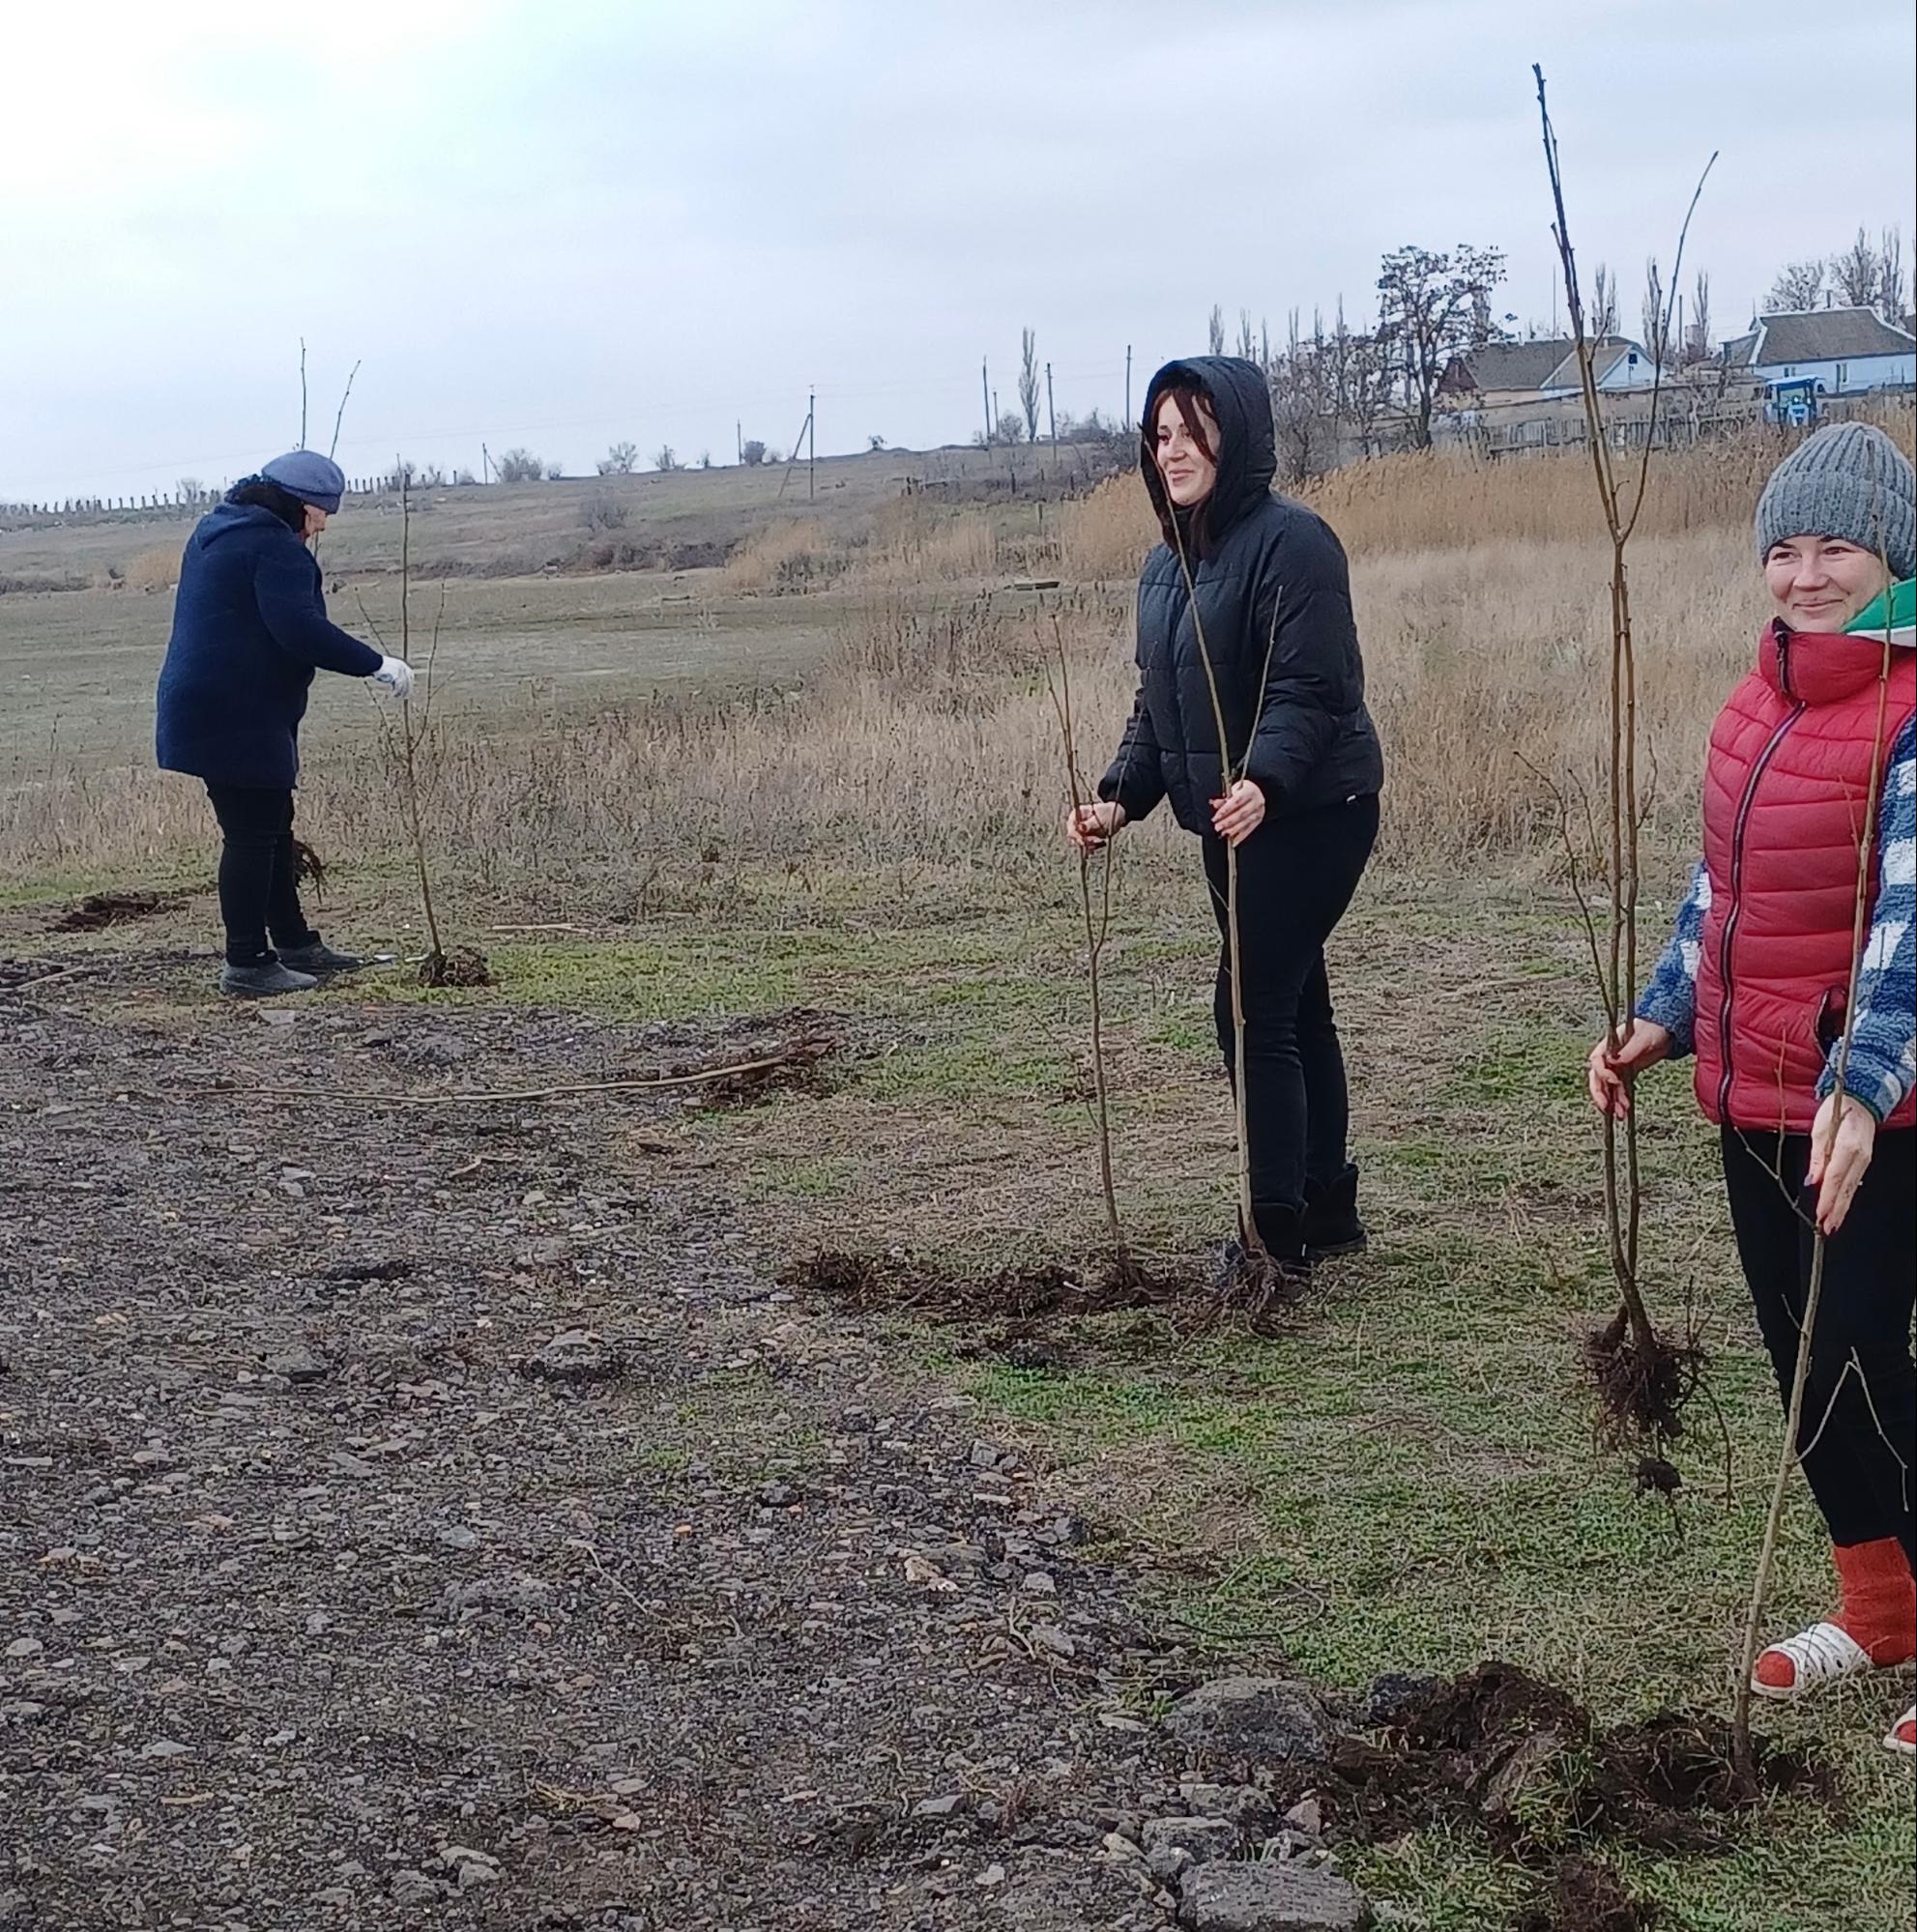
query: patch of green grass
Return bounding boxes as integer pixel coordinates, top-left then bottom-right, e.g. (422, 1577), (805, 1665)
(745, 1153), (856, 1201)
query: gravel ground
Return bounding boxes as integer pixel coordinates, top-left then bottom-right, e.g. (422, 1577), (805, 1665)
(0, 971), (1226, 1930)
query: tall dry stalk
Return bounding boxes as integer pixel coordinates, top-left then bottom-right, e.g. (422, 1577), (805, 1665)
(356, 469), (483, 987)
(1729, 559), (1902, 1786)
(1160, 508), (1286, 1283)
(1534, 69), (1715, 1442)
(1046, 628), (1132, 1271)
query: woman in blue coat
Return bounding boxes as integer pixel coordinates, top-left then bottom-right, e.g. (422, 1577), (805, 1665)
(156, 451), (413, 995)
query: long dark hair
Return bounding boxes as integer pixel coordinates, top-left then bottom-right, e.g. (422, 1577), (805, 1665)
(1144, 385), (1220, 559)
(224, 476), (308, 533)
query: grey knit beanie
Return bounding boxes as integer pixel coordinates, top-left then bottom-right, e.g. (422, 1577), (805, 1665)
(261, 449), (346, 515)
(1755, 421), (1915, 580)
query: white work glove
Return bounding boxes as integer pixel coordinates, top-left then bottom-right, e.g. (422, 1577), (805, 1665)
(369, 655), (415, 700)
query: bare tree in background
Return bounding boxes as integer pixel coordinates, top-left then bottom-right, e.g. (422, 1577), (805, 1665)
(1833, 227), (1879, 308)
(1018, 328), (1042, 444)
(1236, 309), (1259, 361)
(1766, 258), (1826, 311)
(1590, 262), (1618, 337)
(1874, 227), (1906, 324)
(1640, 257), (1670, 368)
(1375, 242), (1507, 448)
(1343, 327), (1392, 459)
(598, 441), (638, 476)
(1207, 304), (1226, 355)
(1684, 270), (1713, 366)
(1269, 310), (1335, 484)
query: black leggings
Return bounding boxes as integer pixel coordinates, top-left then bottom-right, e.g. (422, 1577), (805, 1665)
(204, 784), (317, 966)
(1202, 793), (1379, 1222)
(1722, 1124), (1916, 1570)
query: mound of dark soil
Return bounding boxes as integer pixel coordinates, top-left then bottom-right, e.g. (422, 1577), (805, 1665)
(1310, 1661), (1827, 1861)
(783, 1248), (1195, 1325)
(51, 888), (177, 932)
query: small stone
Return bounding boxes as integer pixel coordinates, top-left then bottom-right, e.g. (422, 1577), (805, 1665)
(1021, 1571), (1057, 1595)
(520, 1329), (623, 1386)
(1177, 1859), (1369, 1931)
(1283, 1798), (1322, 1840)
(143, 1739), (190, 1759)
(969, 1440), (1003, 1469)
(390, 1870), (438, 1907)
(259, 1008), (299, 1027)
(1029, 1623), (1077, 1658)
(517, 1237), (575, 1269)
(975, 1862), (1007, 1887)
(1165, 1678), (1336, 1761)
(913, 1793), (968, 1819)
(1361, 1671), (1439, 1729)
(435, 1525), (479, 1550)
(267, 1344), (329, 1385)
(1142, 1815), (1238, 1882)
(4, 1638), (43, 1659)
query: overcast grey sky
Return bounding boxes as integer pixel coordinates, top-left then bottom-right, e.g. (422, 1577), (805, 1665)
(3, 0), (1912, 503)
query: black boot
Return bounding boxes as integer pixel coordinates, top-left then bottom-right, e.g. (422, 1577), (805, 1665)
(219, 958), (318, 997)
(277, 937), (367, 975)
(1303, 1164), (1367, 1262)
(1213, 1202), (1312, 1302)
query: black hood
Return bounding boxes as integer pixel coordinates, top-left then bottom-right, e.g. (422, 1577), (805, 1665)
(1138, 356), (1277, 554)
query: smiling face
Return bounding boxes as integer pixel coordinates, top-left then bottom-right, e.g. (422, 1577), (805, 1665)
(1152, 389), (1220, 509)
(1763, 534), (1892, 631)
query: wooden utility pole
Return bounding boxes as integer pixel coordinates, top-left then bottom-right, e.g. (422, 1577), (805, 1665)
(807, 389), (816, 502)
(1046, 360), (1057, 455)
(736, 419), (742, 464)
(481, 443), (492, 485)
(980, 358), (992, 447)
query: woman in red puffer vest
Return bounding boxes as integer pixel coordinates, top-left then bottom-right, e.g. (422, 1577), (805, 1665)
(1588, 420), (1916, 1761)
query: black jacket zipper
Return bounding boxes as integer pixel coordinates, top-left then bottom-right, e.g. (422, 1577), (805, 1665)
(1716, 625), (1805, 1120)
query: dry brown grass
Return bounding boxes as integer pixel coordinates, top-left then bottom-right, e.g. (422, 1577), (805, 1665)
(719, 518), (848, 594)
(121, 545), (180, 594)
(1054, 404), (1915, 571)
(1, 525), (1756, 904)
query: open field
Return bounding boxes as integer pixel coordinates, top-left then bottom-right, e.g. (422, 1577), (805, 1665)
(3, 436), (1913, 1930)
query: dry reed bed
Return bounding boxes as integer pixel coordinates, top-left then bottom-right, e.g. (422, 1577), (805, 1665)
(1, 531), (1753, 900)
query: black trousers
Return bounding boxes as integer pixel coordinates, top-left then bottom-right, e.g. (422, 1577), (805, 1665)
(1722, 1123), (1916, 1571)
(204, 784), (317, 966)
(1202, 793), (1379, 1224)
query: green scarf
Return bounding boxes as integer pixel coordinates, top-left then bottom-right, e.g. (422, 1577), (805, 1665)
(1846, 578), (1915, 646)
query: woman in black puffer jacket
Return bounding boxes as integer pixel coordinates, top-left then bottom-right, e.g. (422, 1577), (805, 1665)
(1066, 357), (1383, 1276)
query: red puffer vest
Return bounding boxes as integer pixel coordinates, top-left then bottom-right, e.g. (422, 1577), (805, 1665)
(1695, 620), (1917, 1132)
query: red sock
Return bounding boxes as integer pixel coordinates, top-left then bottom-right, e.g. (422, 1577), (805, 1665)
(1832, 1538), (1917, 1666)
(1753, 1539), (1915, 1690)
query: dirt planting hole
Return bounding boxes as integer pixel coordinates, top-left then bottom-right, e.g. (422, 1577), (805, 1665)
(782, 1247), (1200, 1330)
(51, 888), (180, 932)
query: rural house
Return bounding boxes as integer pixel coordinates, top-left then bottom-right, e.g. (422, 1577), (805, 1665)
(1440, 335), (1661, 407)
(1720, 307), (1917, 396)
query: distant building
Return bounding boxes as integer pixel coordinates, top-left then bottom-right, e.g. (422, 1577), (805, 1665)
(1721, 308), (1917, 396)
(1440, 335), (1662, 405)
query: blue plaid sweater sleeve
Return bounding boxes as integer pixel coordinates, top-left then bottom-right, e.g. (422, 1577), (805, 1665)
(1819, 716), (1916, 1121)
(1637, 861), (1708, 1056)
(1636, 718), (1917, 1116)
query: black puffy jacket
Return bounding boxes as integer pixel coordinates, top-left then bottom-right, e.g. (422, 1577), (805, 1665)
(1097, 357), (1383, 834)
